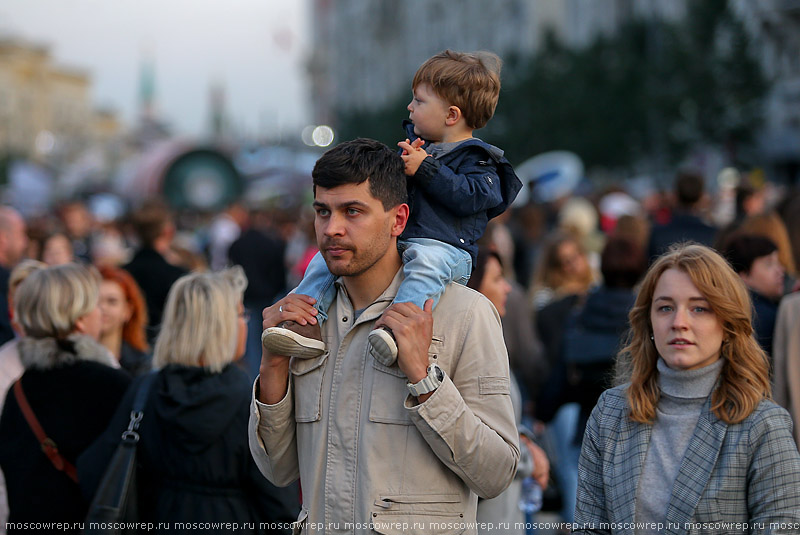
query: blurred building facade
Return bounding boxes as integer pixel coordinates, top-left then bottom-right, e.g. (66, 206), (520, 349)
(308, 0), (686, 125)
(0, 35), (121, 163)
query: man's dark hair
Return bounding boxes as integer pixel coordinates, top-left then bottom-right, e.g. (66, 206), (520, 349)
(601, 237), (646, 289)
(721, 233), (778, 274)
(674, 172), (705, 208)
(312, 138), (407, 210)
(129, 200), (172, 248)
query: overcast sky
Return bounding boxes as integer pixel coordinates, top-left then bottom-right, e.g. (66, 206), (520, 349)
(1, 0), (310, 138)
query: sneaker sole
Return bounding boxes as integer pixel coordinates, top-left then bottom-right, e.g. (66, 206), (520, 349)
(368, 329), (398, 367)
(262, 328), (325, 359)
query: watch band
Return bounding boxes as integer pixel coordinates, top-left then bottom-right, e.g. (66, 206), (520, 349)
(407, 364), (443, 397)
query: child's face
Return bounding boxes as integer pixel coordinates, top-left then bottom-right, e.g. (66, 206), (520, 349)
(407, 83), (450, 142)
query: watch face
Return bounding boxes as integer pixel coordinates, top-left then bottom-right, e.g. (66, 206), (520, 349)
(433, 365), (444, 382)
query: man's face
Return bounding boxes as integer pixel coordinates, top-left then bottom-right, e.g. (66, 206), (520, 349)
(313, 181), (402, 278)
(1, 212), (28, 267)
(740, 250), (785, 300)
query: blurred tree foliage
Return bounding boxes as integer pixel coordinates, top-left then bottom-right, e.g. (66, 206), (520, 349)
(336, 0), (767, 170)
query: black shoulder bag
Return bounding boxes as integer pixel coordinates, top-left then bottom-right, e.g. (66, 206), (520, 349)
(84, 372), (157, 535)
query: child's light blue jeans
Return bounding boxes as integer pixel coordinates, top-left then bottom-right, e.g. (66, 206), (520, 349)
(294, 237), (472, 324)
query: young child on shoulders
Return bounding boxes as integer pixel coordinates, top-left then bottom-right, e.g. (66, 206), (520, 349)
(261, 49), (522, 365)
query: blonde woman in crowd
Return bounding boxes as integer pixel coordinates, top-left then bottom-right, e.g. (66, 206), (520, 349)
(574, 244), (800, 533)
(0, 264), (129, 533)
(79, 268), (296, 534)
(0, 260), (45, 531)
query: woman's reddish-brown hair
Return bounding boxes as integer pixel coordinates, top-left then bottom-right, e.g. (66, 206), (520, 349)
(98, 265), (149, 352)
(617, 243), (770, 424)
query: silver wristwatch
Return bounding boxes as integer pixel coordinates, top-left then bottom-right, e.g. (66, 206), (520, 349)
(407, 364), (444, 397)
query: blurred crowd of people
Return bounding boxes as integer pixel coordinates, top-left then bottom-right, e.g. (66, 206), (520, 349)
(0, 164), (799, 532)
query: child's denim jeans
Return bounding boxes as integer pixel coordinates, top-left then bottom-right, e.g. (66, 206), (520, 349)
(293, 237), (472, 323)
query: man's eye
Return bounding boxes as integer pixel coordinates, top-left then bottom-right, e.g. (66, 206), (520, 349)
(346, 208), (360, 216)
(316, 209), (330, 217)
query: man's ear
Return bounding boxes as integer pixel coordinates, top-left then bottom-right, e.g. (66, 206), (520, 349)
(390, 204), (410, 237)
(445, 106), (462, 126)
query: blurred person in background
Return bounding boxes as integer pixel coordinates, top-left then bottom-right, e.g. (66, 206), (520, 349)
(124, 201), (188, 344)
(0, 207), (28, 347)
(647, 171), (717, 263)
(722, 234), (785, 360)
(0, 264), (129, 532)
(772, 290), (800, 446)
(58, 201), (95, 264)
(737, 212), (798, 292)
(207, 201), (248, 271)
(611, 214), (651, 252)
(39, 231), (75, 266)
(529, 231), (595, 311)
(574, 244), (800, 531)
(228, 208), (287, 380)
(558, 197), (605, 274)
(510, 203), (547, 289)
(480, 227), (547, 417)
(530, 232), (596, 383)
(777, 189), (800, 274)
(0, 260), (45, 532)
(79, 268), (297, 534)
(468, 248), (549, 534)
(97, 265), (152, 377)
(537, 237), (646, 525)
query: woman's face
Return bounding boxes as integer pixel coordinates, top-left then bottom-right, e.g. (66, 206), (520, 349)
(234, 303), (248, 360)
(479, 257), (512, 317)
(557, 240), (588, 281)
(740, 251), (784, 300)
(650, 268), (724, 371)
(76, 298), (103, 340)
(99, 280), (131, 337)
(42, 234), (73, 266)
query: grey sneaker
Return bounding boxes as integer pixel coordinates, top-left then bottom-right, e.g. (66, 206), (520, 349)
(261, 320), (325, 359)
(368, 327), (398, 366)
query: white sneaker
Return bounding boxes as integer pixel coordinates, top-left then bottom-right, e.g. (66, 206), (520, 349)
(368, 327), (398, 366)
(261, 321), (325, 359)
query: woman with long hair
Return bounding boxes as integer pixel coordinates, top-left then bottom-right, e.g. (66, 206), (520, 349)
(97, 265), (151, 376)
(469, 248), (549, 535)
(574, 243), (800, 532)
(79, 267), (296, 533)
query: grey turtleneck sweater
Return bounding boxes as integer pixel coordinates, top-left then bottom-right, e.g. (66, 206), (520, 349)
(634, 358), (724, 534)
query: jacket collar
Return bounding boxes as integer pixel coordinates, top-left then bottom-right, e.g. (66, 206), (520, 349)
(18, 334), (116, 371)
(334, 267), (404, 330)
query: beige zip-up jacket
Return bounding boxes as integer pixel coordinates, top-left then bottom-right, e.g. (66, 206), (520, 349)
(249, 270), (520, 535)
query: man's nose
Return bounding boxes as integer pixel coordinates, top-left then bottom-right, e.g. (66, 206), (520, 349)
(323, 213), (345, 236)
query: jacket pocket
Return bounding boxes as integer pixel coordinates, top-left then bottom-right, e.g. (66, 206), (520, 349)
(371, 494), (465, 534)
(369, 360), (412, 425)
(290, 353), (327, 422)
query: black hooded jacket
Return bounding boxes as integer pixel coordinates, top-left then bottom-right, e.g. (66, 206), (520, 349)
(78, 364), (297, 533)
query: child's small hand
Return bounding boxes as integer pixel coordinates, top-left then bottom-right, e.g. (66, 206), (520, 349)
(397, 138), (427, 176)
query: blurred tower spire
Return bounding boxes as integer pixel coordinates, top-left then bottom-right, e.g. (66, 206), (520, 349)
(208, 79), (228, 139)
(138, 52), (156, 120)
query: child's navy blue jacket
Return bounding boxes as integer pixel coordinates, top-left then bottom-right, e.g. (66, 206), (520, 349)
(400, 120), (522, 264)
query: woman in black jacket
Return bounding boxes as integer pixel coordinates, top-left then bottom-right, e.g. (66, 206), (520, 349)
(0, 263), (130, 531)
(79, 267), (297, 533)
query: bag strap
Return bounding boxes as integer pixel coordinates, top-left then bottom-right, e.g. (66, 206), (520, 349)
(122, 372), (157, 443)
(13, 379), (79, 483)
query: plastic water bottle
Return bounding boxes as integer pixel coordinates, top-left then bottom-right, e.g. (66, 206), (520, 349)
(518, 476), (543, 515)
